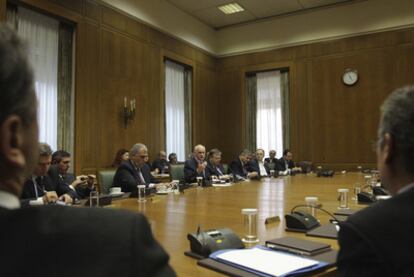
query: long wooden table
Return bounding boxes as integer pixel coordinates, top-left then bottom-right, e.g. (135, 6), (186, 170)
(110, 172), (368, 276)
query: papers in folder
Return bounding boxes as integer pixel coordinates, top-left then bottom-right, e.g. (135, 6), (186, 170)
(211, 246), (325, 277)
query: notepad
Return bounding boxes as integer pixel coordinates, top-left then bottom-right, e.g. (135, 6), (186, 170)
(211, 246), (323, 277)
(265, 237), (331, 256)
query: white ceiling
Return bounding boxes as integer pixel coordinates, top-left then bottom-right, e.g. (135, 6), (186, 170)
(166, 0), (353, 29)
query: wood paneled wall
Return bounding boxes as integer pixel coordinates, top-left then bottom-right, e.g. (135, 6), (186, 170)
(1, 0), (218, 174)
(2, 0), (414, 172)
(217, 28), (414, 169)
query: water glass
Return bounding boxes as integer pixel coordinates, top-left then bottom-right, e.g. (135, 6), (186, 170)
(270, 170), (275, 178)
(338, 188), (349, 209)
(353, 183), (361, 200)
(89, 191), (99, 207)
(137, 185), (146, 202)
(305, 196), (318, 217)
(241, 208), (259, 244)
(196, 176), (203, 186)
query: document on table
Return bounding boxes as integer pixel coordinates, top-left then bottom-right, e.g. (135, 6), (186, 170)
(214, 246), (319, 277)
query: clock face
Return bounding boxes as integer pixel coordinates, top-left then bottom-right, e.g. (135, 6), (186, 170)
(342, 70), (358, 85)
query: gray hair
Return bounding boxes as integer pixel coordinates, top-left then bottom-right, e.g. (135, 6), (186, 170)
(0, 24), (36, 127)
(239, 149), (251, 157)
(378, 86), (414, 174)
(208, 148), (222, 160)
(130, 143), (147, 156)
(39, 143), (53, 157)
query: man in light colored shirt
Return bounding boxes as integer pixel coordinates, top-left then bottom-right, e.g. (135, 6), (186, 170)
(254, 149), (270, 177)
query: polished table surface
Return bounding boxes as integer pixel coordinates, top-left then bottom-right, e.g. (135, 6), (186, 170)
(109, 172), (368, 276)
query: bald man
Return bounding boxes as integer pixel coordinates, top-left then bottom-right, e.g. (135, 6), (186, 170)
(184, 144), (210, 183)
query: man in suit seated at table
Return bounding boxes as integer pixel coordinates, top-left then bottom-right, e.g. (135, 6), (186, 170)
(251, 149), (270, 177)
(265, 150), (278, 169)
(277, 149), (302, 175)
(184, 144), (209, 183)
(229, 149), (258, 180)
(21, 143), (74, 205)
(337, 86), (414, 276)
(206, 148), (231, 181)
(113, 143), (159, 193)
(152, 150), (169, 174)
(48, 150), (96, 199)
(0, 25), (175, 276)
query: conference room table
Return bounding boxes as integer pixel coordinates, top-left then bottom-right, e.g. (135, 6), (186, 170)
(109, 172), (369, 276)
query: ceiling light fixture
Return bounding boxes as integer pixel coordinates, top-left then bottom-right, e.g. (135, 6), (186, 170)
(218, 3), (244, 15)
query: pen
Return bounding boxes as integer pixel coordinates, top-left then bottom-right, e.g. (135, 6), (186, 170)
(266, 244), (307, 256)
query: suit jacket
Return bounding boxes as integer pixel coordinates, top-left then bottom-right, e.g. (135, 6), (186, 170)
(48, 165), (94, 199)
(21, 174), (75, 200)
(184, 158), (209, 183)
(250, 159), (270, 177)
(229, 159), (256, 178)
(277, 157), (294, 171)
(205, 162), (226, 178)
(0, 205), (175, 277)
(337, 186), (414, 277)
(151, 159), (169, 173)
(264, 157), (278, 164)
(113, 160), (158, 192)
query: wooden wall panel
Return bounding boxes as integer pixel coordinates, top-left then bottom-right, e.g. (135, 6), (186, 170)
(75, 21), (101, 173)
(217, 69), (243, 163)
(193, 64), (218, 151)
(85, 0), (99, 22)
(218, 28), (414, 170)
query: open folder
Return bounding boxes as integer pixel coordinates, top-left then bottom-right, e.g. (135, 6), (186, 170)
(209, 246), (328, 277)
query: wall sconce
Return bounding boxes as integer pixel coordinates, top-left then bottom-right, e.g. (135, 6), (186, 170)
(123, 96), (136, 129)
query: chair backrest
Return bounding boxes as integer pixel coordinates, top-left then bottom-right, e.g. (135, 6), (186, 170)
(170, 164), (185, 182)
(222, 163), (229, 174)
(97, 169), (117, 194)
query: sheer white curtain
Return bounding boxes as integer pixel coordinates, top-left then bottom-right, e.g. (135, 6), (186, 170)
(256, 70), (283, 157)
(165, 60), (185, 161)
(17, 7), (59, 150)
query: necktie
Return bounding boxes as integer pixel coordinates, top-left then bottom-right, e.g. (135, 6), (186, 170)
(137, 168), (146, 184)
(34, 176), (44, 198)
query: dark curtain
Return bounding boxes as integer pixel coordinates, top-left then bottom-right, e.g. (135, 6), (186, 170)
(245, 74), (257, 151)
(184, 68), (192, 159)
(57, 22), (74, 155)
(280, 70), (290, 150)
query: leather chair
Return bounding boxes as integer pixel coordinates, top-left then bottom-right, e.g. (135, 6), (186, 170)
(97, 169), (117, 194)
(169, 164), (185, 182)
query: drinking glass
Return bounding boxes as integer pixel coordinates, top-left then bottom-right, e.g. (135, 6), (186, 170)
(241, 208), (259, 244)
(89, 191), (99, 207)
(137, 185), (146, 203)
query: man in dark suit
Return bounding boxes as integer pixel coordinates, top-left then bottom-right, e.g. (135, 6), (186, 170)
(229, 149), (259, 180)
(206, 148), (230, 180)
(337, 86), (414, 276)
(250, 149), (270, 177)
(152, 150), (169, 174)
(113, 143), (159, 192)
(264, 149), (277, 164)
(184, 144), (210, 183)
(264, 149), (278, 171)
(49, 150), (96, 199)
(277, 149), (295, 172)
(21, 143), (74, 205)
(0, 25), (174, 276)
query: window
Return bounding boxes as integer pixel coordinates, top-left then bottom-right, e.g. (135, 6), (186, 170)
(164, 60), (192, 161)
(7, 5), (74, 154)
(245, 69), (290, 157)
